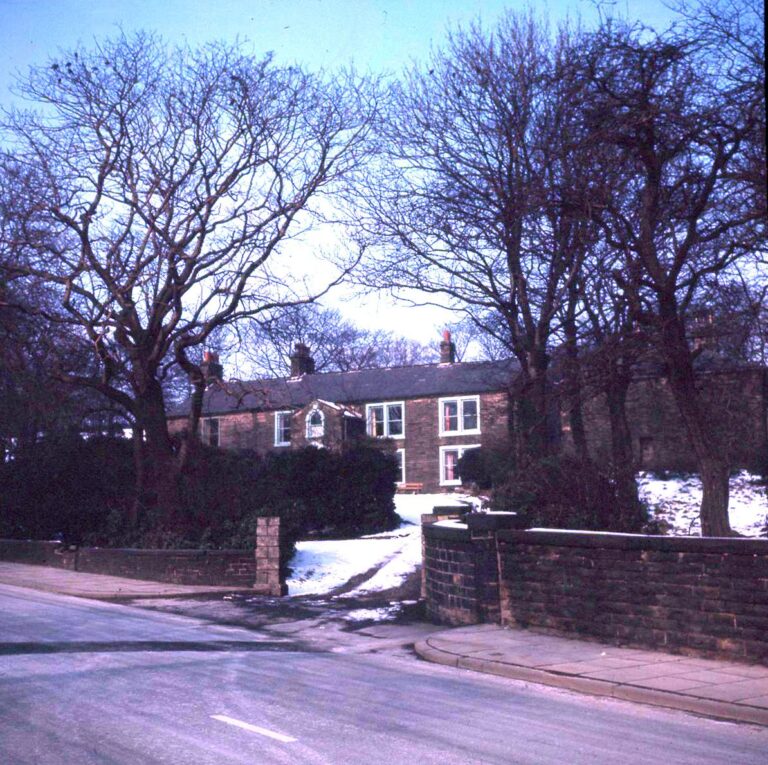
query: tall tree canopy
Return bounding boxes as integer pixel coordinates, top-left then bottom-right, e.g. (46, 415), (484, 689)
(361, 3), (765, 533)
(359, 14), (607, 458)
(0, 33), (377, 520)
(240, 303), (438, 377)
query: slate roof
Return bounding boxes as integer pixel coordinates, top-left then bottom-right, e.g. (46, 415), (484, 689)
(168, 359), (519, 418)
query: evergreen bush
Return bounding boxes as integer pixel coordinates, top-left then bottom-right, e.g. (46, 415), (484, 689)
(0, 439), (399, 565)
(490, 454), (646, 533)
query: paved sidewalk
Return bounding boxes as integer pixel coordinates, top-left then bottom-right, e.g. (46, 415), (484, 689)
(0, 562), (252, 599)
(416, 624), (768, 726)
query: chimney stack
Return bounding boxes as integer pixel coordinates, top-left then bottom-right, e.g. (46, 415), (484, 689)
(200, 351), (223, 384)
(290, 343), (315, 376)
(439, 330), (456, 364)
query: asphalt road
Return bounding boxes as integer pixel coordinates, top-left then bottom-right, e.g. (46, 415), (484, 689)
(0, 584), (766, 765)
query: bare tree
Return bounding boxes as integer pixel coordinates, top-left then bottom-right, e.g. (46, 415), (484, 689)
(240, 303), (437, 376)
(0, 33), (377, 521)
(359, 13), (607, 460)
(580, 14), (765, 534)
(576, 245), (648, 527)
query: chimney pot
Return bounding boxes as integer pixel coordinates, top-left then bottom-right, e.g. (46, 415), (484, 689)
(290, 343), (315, 376)
(200, 350), (223, 384)
(439, 330), (456, 364)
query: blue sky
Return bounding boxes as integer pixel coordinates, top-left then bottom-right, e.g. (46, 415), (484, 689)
(0, 0), (677, 347)
(0, 0), (676, 103)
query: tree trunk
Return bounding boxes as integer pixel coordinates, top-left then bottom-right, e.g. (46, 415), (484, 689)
(699, 457), (732, 537)
(514, 348), (552, 463)
(563, 316), (590, 462)
(605, 364), (643, 531)
(659, 312), (732, 536)
(134, 379), (183, 525)
(128, 424), (144, 527)
(177, 374), (207, 469)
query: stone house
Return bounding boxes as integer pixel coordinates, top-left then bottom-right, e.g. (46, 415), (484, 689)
(559, 351), (768, 472)
(168, 335), (517, 492)
(169, 338), (767, 492)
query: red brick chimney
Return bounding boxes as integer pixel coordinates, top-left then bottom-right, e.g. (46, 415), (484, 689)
(200, 351), (223, 384)
(290, 343), (315, 376)
(439, 330), (456, 364)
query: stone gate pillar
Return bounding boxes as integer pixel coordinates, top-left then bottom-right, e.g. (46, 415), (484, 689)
(254, 517), (287, 596)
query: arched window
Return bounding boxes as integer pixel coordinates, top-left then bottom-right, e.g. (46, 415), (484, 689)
(306, 408), (325, 439)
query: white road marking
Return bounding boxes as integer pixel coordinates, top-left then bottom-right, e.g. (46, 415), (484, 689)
(211, 714), (297, 743)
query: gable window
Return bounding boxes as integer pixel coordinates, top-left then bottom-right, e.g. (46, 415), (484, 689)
(274, 411), (292, 447)
(366, 402), (405, 438)
(201, 418), (220, 447)
(306, 408), (325, 439)
(440, 444), (480, 486)
(439, 396), (480, 435)
(396, 448), (406, 485)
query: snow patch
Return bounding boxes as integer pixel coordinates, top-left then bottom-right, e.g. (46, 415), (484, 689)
(286, 493), (475, 596)
(639, 470), (767, 537)
(343, 605), (402, 622)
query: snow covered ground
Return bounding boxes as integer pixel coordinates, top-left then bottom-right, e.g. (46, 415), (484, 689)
(286, 472), (767, 598)
(639, 470), (767, 537)
(286, 494), (475, 597)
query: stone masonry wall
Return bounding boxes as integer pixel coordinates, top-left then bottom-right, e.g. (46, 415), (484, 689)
(422, 520), (768, 664)
(0, 517), (286, 593)
(563, 367), (767, 471)
(0, 539), (76, 570)
(254, 516), (287, 596)
(423, 523), (479, 625)
(74, 547), (255, 587)
(422, 513), (524, 625)
(497, 531), (768, 663)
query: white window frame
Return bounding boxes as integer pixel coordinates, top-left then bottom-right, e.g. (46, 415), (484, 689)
(201, 417), (220, 447)
(274, 410), (292, 447)
(395, 448), (406, 485)
(306, 407), (325, 439)
(439, 444), (480, 486)
(365, 401), (405, 439)
(438, 395), (481, 436)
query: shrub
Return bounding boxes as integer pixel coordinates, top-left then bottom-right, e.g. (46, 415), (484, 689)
(457, 447), (512, 490)
(255, 444), (400, 536)
(0, 438), (398, 564)
(490, 454), (646, 533)
(0, 435), (134, 543)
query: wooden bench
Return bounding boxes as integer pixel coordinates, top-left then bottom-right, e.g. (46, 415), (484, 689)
(397, 482), (423, 494)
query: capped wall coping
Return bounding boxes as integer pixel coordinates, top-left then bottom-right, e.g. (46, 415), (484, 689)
(497, 528), (768, 554)
(466, 512), (528, 532)
(423, 523), (471, 542)
(432, 503), (472, 515)
(78, 547), (250, 557)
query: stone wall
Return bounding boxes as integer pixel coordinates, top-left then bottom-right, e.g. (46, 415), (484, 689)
(563, 367), (767, 471)
(422, 512), (525, 625)
(254, 516), (287, 596)
(423, 523), (478, 625)
(497, 531), (768, 663)
(0, 517), (285, 593)
(0, 539), (76, 570)
(74, 547), (256, 587)
(422, 519), (768, 664)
